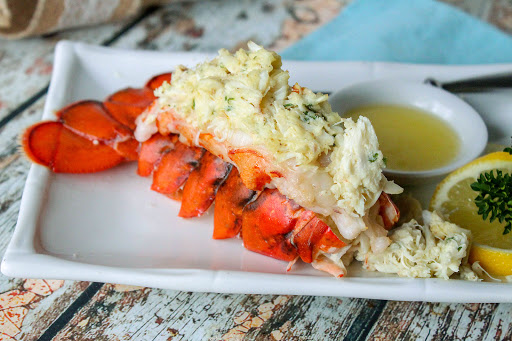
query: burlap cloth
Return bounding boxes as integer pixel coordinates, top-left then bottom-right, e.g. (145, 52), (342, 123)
(0, 0), (175, 39)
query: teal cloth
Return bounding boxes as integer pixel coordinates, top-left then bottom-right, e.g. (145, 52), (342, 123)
(281, 0), (512, 64)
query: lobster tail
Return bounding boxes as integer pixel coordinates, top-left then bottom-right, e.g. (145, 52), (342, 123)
(20, 70), (400, 278)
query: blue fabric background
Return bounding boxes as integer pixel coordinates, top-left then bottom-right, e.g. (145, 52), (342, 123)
(281, 0), (512, 64)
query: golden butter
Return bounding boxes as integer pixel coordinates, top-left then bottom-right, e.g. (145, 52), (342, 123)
(344, 104), (460, 171)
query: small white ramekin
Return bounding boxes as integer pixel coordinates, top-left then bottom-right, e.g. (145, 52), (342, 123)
(329, 79), (488, 185)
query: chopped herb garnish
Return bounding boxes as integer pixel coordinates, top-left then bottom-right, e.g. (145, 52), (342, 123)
(445, 237), (455, 242)
(471, 169), (512, 235)
(383, 157), (388, 167)
(284, 103), (294, 108)
(369, 153), (379, 163)
(192, 98), (195, 109)
(305, 104), (316, 112)
(457, 246), (462, 251)
(226, 106), (232, 111)
(302, 111), (318, 122)
(225, 96), (234, 103)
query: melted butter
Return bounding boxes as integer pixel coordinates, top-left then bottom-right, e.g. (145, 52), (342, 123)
(344, 104), (460, 171)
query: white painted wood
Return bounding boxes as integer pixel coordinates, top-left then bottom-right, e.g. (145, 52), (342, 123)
(368, 301), (508, 340)
(0, 1), (512, 339)
(0, 23), (128, 122)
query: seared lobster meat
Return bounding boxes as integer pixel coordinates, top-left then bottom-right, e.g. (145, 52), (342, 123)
(21, 71), (399, 277)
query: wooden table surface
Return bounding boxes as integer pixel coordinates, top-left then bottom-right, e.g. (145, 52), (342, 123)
(1, 1), (511, 340)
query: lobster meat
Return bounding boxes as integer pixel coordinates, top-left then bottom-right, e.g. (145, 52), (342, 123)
(21, 45), (401, 277)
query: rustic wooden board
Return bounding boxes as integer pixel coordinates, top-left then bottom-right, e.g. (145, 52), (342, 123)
(0, 97), (45, 258)
(0, 23), (129, 123)
(367, 301), (512, 341)
(111, 0), (346, 53)
(1, 0), (512, 340)
(449, 0), (512, 34)
(51, 285), (387, 340)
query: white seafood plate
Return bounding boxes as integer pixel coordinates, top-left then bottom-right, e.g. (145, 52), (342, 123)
(3, 41), (512, 303)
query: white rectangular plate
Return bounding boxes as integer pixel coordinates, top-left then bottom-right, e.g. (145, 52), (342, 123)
(3, 41), (512, 303)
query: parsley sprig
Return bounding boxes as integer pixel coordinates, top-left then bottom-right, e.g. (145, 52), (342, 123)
(470, 142), (512, 235)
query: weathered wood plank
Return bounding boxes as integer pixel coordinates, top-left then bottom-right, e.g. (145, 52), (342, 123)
(112, 0), (286, 51)
(0, 25), (122, 122)
(111, 0), (288, 52)
(45, 285), (512, 341)
(244, 296), (382, 340)
(50, 284), (386, 341)
(366, 301), (512, 341)
(481, 303), (512, 340)
(15, 281), (92, 341)
(110, 0), (345, 53)
(0, 98), (45, 256)
(447, 0), (512, 34)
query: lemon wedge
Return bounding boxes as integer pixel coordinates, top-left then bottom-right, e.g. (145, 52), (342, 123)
(430, 151), (512, 277)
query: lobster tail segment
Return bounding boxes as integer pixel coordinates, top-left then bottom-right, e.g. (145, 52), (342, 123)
(179, 153), (232, 218)
(22, 121), (124, 173)
(151, 140), (205, 195)
(104, 87), (155, 130)
(213, 168), (257, 239)
(137, 134), (178, 177)
(241, 189), (301, 262)
(57, 100), (139, 160)
(146, 73), (172, 91)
